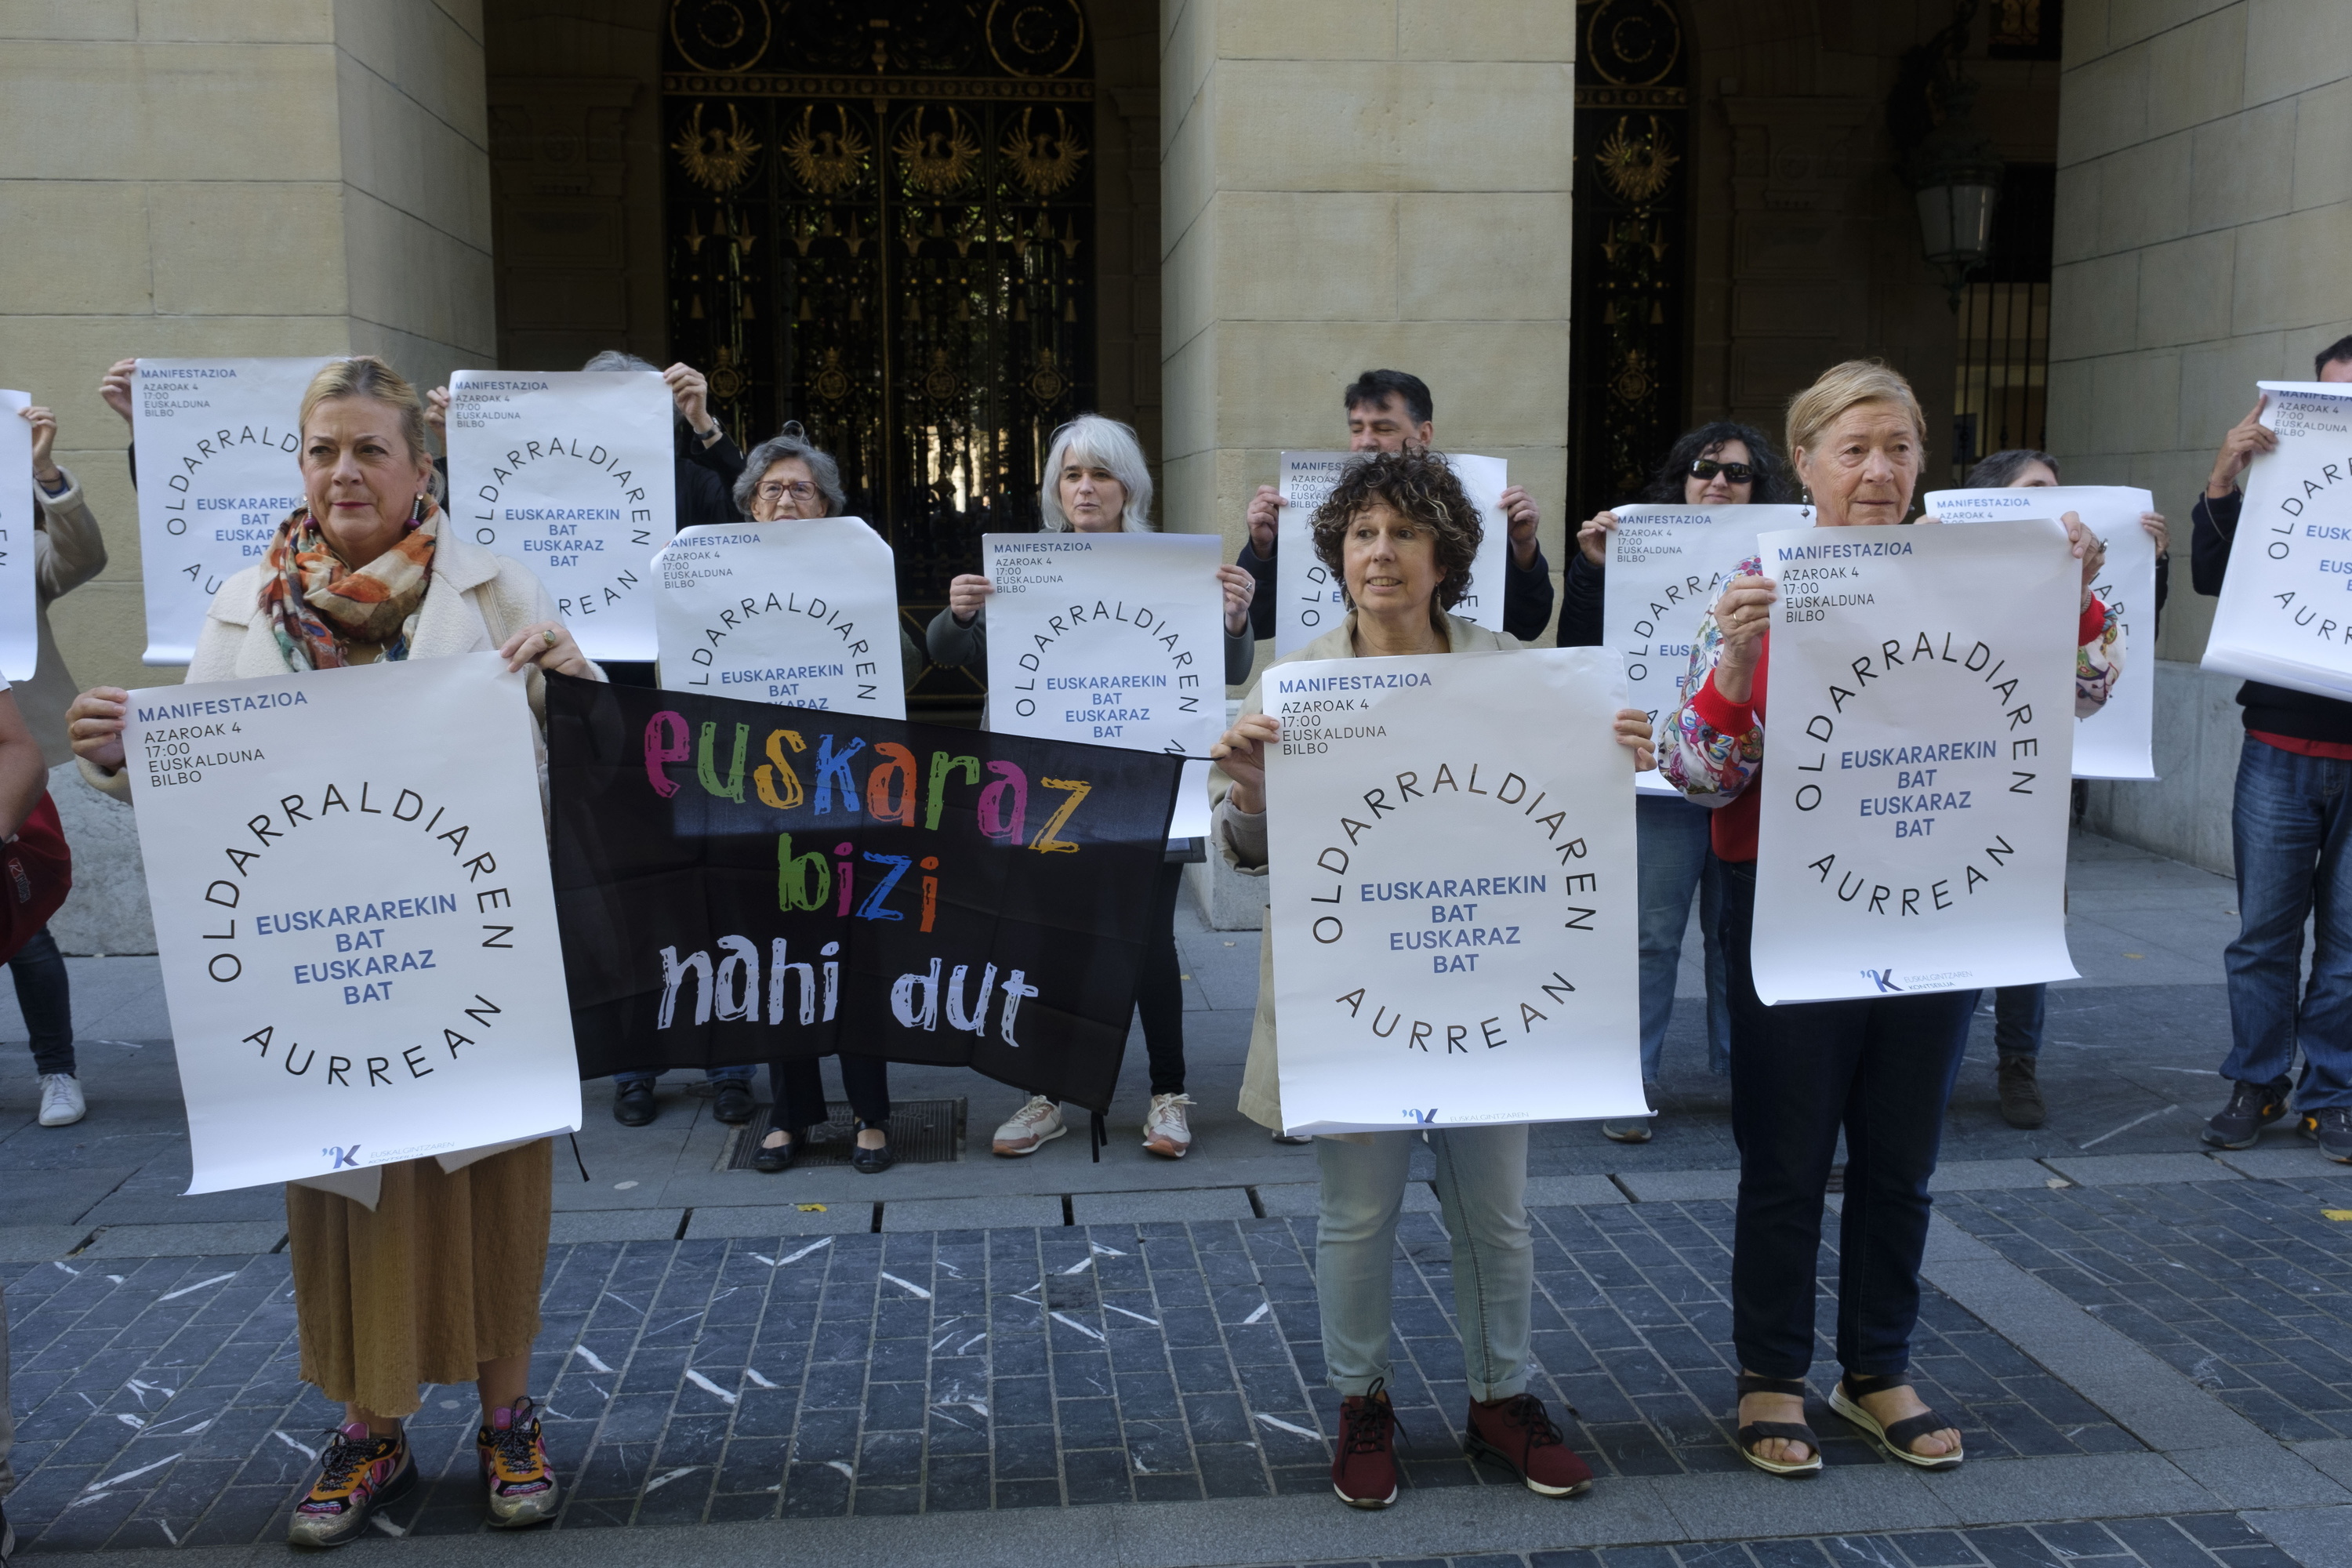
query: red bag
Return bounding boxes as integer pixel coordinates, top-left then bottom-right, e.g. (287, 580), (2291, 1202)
(0, 793), (72, 964)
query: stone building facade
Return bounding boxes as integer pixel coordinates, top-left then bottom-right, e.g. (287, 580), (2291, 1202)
(0, 0), (2345, 949)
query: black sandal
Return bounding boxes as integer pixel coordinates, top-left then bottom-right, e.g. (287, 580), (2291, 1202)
(1733, 1372), (1823, 1477)
(1831, 1374), (1964, 1471)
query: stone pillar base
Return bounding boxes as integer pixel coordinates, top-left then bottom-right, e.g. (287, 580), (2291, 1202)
(49, 762), (157, 956)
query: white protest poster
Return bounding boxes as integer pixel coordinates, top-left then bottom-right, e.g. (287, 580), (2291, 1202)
(125, 653), (581, 1194)
(447, 368), (674, 662)
(1444, 452), (1514, 638)
(1264, 648), (1644, 1134)
(2203, 381), (2352, 701)
(982, 531), (1225, 838)
(0, 391), (36, 681)
(1272, 451), (1511, 655)
(1274, 451), (1351, 656)
(130, 357), (332, 666)
(653, 518), (906, 718)
(1928, 485), (2156, 780)
(1606, 503), (1809, 793)
(1749, 521), (2079, 1005)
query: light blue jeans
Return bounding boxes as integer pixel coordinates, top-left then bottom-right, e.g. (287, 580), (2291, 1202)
(1637, 793), (1732, 1084)
(1315, 1124), (1532, 1401)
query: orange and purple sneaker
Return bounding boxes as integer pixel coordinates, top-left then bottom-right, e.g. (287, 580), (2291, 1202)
(287, 1421), (413, 1548)
(477, 1396), (561, 1526)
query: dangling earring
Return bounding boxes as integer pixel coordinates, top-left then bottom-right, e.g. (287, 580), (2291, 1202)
(410, 492), (428, 526)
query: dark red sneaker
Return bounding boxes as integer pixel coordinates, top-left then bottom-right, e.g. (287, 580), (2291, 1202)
(1330, 1380), (1400, 1509)
(1466, 1392), (1594, 1497)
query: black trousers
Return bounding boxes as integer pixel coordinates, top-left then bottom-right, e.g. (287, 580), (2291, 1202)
(1136, 862), (1188, 1096)
(9, 926), (74, 1077)
(766, 1055), (891, 1137)
(1719, 860), (1976, 1378)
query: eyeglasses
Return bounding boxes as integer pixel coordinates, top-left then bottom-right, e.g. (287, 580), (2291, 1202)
(757, 480), (820, 503)
(1690, 459), (1755, 484)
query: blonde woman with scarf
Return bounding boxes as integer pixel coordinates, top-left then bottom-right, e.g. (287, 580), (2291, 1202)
(66, 356), (600, 1546)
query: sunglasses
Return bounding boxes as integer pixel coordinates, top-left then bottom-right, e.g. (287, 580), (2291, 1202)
(1690, 459), (1755, 484)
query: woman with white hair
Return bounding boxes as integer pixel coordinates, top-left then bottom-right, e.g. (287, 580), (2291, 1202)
(927, 414), (1255, 1160)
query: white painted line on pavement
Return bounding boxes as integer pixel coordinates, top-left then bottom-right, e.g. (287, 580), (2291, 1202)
(158, 1272), (236, 1301)
(684, 1370), (738, 1404)
(880, 1272), (933, 1298)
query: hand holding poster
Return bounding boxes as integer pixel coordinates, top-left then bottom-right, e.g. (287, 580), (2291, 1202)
(1749, 521), (2079, 1005)
(1264, 648), (1643, 1135)
(130, 358), (332, 665)
(0, 391), (36, 681)
(653, 517), (907, 718)
(981, 532), (1224, 837)
(1272, 452), (1511, 655)
(1926, 485), (2156, 780)
(1605, 504), (1809, 792)
(125, 655), (581, 1194)
(2203, 381), (2352, 700)
(546, 677), (1183, 1116)
(446, 369), (675, 661)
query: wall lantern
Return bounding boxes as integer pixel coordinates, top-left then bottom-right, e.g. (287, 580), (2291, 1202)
(1892, 2), (2005, 309)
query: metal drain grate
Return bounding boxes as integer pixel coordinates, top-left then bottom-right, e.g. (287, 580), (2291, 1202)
(724, 1098), (967, 1171)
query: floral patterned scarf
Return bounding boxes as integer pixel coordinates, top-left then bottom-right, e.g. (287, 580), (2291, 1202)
(260, 498), (441, 670)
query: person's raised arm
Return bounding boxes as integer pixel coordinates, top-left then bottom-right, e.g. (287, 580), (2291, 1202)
(2208, 394), (2274, 500)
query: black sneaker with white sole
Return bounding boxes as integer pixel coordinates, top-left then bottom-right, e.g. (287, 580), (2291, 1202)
(2201, 1076), (2291, 1149)
(2299, 1106), (2352, 1163)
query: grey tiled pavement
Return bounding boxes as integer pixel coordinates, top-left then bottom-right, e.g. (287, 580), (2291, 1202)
(5, 833), (2352, 1566)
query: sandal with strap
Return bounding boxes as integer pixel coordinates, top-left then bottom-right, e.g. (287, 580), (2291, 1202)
(1733, 1372), (1824, 1477)
(1831, 1374), (1965, 1471)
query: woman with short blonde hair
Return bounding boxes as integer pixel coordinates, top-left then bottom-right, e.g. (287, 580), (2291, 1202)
(67, 354), (597, 1545)
(1659, 360), (2110, 1479)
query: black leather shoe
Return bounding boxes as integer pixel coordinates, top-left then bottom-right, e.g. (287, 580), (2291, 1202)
(712, 1080), (756, 1124)
(612, 1080), (656, 1127)
(752, 1131), (795, 1173)
(851, 1122), (895, 1175)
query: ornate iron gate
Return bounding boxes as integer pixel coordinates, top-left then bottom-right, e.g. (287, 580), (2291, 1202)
(662, 0), (1095, 704)
(1567, 0), (1690, 521)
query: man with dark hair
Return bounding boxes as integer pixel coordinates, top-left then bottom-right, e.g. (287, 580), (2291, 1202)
(1234, 369), (1555, 642)
(2190, 336), (2352, 1164)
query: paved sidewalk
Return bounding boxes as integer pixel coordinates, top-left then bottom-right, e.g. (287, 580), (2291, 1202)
(4, 833), (2351, 1565)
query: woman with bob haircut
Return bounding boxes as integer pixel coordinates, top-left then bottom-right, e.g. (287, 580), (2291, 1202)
(67, 355), (599, 1545)
(1658, 360), (2110, 1479)
(730, 423), (923, 1175)
(1210, 448), (1656, 1511)
(1556, 421), (1797, 1142)
(927, 413), (1255, 1160)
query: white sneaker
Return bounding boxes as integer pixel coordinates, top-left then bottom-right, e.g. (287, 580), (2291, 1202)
(38, 1073), (86, 1127)
(992, 1094), (1065, 1156)
(1142, 1093), (1194, 1159)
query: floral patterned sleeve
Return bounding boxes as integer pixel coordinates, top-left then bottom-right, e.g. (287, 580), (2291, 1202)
(2075, 597), (2122, 718)
(1657, 554), (1766, 808)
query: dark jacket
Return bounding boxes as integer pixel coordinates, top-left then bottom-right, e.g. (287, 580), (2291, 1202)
(1236, 535), (1555, 642)
(2191, 487), (2352, 742)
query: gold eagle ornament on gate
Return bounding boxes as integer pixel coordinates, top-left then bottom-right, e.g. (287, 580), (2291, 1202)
(894, 107), (982, 195)
(1000, 107), (1087, 199)
(782, 104), (872, 196)
(672, 103), (762, 193)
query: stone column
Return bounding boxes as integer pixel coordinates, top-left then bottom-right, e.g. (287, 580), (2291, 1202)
(2053, 0), (2352, 870)
(0, 0), (495, 699)
(0, 0), (494, 952)
(1158, 0), (1577, 669)
(1158, 1), (1573, 925)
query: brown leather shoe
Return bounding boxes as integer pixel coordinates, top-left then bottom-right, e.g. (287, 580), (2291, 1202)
(1997, 1055), (2045, 1129)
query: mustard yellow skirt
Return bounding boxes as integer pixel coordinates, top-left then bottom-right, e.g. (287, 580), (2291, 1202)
(285, 1139), (553, 1418)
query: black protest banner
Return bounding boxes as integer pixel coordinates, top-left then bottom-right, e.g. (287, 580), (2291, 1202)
(546, 673), (1183, 1116)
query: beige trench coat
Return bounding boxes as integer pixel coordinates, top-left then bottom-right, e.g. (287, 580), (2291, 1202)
(1212, 611), (1523, 1132)
(24, 467), (110, 768)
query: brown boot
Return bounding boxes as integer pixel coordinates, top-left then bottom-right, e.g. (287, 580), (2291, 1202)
(1998, 1055), (2045, 1130)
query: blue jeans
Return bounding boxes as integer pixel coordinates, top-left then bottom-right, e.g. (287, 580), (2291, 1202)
(1315, 1124), (1531, 1401)
(1635, 794), (1732, 1084)
(2223, 735), (2352, 1110)
(8, 926), (74, 1076)
(1719, 861), (1976, 1377)
(1994, 985), (2046, 1058)
(615, 1064), (756, 1089)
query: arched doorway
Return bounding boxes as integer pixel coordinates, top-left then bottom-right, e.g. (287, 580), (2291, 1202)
(662, 0), (1098, 706)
